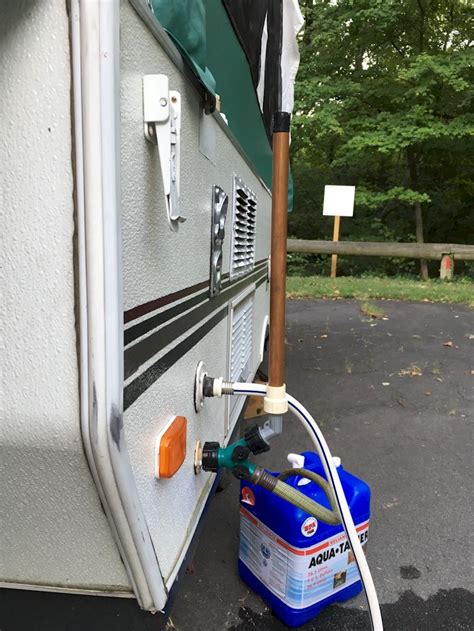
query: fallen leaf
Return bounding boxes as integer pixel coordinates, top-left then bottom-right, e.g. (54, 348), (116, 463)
(320, 334), (328, 338)
(443, 341), (454, 347)
(383, 499), (400, 509)
(399, 364), (423, 377)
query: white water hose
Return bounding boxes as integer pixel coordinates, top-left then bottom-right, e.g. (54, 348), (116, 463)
(231, 382), (383, 631)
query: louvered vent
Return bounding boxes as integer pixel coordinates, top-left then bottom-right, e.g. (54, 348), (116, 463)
(230, 177), (256, 280)
(230, 294), (254, 384)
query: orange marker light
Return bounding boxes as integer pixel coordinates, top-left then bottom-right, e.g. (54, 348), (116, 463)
(155, 416), (187, 479)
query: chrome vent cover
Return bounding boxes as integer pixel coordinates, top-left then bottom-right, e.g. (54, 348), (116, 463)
(230, 176), (256, 280)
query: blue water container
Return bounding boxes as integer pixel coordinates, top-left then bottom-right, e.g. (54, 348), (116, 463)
(238, 452), (371, 627)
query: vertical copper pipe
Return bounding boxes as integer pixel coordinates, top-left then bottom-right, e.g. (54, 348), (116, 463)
(268, 112), (290, 388)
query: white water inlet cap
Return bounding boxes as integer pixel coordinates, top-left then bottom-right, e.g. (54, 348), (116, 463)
(333, 456), (341, 468)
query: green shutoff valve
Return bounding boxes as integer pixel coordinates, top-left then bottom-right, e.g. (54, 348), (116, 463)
(200, 424), (269, 480)
(198, 424), (341, 526)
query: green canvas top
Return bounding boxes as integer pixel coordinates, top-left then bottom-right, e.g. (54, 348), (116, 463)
(151, 0), (274, 192)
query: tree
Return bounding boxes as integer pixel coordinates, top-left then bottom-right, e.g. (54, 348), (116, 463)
(292, 0), (474, 278)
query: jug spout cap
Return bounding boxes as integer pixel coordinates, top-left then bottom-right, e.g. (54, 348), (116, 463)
(287, 453), (311, 486)
(287, 453), (305, 468)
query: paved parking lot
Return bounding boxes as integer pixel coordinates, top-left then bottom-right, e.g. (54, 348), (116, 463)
(171, 299), (474, 630)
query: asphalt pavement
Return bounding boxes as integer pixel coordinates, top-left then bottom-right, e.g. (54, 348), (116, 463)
(171, 298), (474, 631)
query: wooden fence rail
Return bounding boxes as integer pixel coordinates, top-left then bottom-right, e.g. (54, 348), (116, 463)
(287, 239), (474, 279)
(287, 239), (474, 261)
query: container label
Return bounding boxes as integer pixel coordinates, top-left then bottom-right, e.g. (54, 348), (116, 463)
(301, 516), (318, 537)
(239, 507), (369, 610)
(241, 487), (256, 506)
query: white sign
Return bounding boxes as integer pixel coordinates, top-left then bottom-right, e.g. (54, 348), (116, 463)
(323, 185), (355, 217)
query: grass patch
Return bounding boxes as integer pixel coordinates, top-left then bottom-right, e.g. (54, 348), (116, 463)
(359, 301), (386, 318)
(286, 275), (474, 306)
(431, 361), (442, 376)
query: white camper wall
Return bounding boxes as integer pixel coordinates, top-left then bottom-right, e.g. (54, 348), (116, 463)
(121, 2), (271, 585)
(0, 0), (131, 592)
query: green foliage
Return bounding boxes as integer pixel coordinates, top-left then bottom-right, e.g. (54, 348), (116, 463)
(356, 187), (431, 209)
(291, 0), (474, 276)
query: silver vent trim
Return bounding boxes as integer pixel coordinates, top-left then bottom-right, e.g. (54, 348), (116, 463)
(230, 176), (257, 280)
(209, 185), (228, 296)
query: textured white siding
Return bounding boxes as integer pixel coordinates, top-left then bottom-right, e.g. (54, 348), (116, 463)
(0, 0), (130, 591)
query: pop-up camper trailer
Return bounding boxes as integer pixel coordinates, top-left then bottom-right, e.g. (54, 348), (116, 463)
(1, 0), (303, 617)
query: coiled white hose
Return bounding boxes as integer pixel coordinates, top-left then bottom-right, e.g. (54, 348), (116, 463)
(231, 382), (383, 631)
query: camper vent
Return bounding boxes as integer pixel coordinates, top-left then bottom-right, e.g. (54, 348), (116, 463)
(230, 177), (256, 280)
(230, 294), (254, 384)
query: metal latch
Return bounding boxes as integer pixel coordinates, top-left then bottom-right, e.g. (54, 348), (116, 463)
(143, 74), (184, 229)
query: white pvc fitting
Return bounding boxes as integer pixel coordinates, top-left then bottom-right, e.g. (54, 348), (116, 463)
(264, 384), (288, 414)
(212, 377), (223, 397)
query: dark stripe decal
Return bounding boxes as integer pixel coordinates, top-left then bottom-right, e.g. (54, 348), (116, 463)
(124, 261), (266, 347)
(123, 280), (209, 324)
(124, 275), (268, 409)
(124, 309), (227, 410)
(123, 258), (267, 324)
(124, 267), (267, 380)
(124, 290), (208, 347)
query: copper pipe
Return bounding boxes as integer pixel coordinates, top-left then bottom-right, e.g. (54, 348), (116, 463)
(268, 113), (290, 388)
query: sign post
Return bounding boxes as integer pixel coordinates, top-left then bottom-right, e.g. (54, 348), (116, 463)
(323, 185), (355, 278)
(330, 215), (341, 278)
